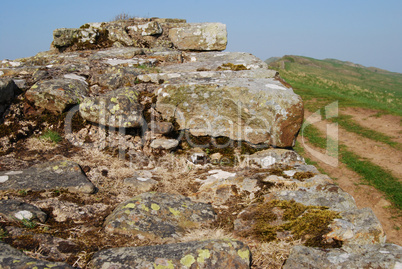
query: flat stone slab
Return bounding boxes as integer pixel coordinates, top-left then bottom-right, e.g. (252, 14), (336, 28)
(90, 239), (251, 268)
(0, 160), (95, 194)
(25, 78), (88, 114)
(265, 183), (357, 212)
(104, 192), (216, 238)
(0, 241), (73, 269)
(0, 199), (47, 223)
(283, 244), (402, 269)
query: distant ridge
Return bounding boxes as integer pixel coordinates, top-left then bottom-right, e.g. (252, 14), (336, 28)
(265, 55), (401, 75)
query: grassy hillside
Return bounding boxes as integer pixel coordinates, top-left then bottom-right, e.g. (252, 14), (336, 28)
(267, 55), (402, 116)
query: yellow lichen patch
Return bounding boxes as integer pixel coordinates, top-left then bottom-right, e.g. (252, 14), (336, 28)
(169, 207), (181, 216)
(196, 249), (211, 263)
(180, 254), (195, 267)
(151, 203), (161, 211)
(123, 203), (136, 209)
(154, 259), (174, 269)
(238, 249), (250, 261)
(141, 203), (150, 212)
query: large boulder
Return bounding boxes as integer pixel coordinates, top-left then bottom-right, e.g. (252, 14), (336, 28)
(169, 23), (227, 51)
(104, 192), (217, 238)
(156, 80), (303, 147)
(25, 78), (88, 114)
(79, 87), (144, 128)
(90, 239), (251, 268)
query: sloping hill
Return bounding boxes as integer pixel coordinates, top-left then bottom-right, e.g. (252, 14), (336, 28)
(267, 55), (402, 244)
(266, 55), (402, 116)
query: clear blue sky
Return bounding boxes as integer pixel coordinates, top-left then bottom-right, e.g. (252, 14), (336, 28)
(1, 0), (402, 73)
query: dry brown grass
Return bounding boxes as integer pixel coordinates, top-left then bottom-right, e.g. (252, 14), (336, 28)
(249, 239), (302, 268)
(25, 137), (59, 151)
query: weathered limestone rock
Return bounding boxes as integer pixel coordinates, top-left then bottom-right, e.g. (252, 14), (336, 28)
(169, 23), (227, 51)
(0, 241), (73, 268)
(89, 66), (140, 90)
(0, 199), (47, 223)
(53, 28), (81, 48)
(25, 78), (88, 114)
(51, 19), (225, 52)
(0, 160), (96, 194)
(191, 169), (262, 205)
(247, 148), (306, 168)
(79, 87), (144, 128)
(149, 138), (179, 150)
(33, 198), (111, 223)
(128, 21), (163, 36)
(90, 239), (251, 268)
(104, 192), (216, 238)
(283, 244), (402, 269)
(265, 183), (357, 212)
(123, 175), (158, 192)
(156, 81), (303, 147)
(325, 207), (386, 245)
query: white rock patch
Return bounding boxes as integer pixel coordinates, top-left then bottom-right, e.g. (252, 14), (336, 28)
(14, 210), (34, 220)
(0, 175), (9, 183)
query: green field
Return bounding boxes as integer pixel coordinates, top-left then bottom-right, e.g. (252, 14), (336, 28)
(267, 55), (402, 116)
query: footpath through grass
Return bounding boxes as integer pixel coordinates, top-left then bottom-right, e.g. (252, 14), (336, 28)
(300, 123), (402, 209)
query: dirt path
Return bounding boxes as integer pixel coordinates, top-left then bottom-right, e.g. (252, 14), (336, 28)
(304, 111), (402, 180)
(298, 137), (402, 245)
(341, 107), (402, 144)
(298, 109), (402, 245)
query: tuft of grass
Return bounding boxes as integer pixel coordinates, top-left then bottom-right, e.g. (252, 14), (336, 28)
(112, 13), (136, 21)
(39, 130), (62, 143)
(19, 218), (37, 229)
(340, 148), (402, 209)
(0, 227), (7, 240)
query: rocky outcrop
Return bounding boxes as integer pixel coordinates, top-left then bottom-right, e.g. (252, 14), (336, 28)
(90, 239), (251, 268)
(0, 17), (400, 268)
(51, 18), (226, 52)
